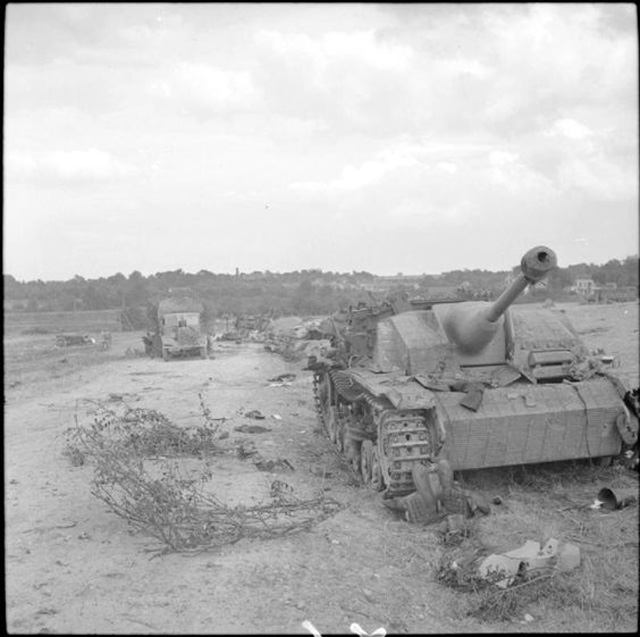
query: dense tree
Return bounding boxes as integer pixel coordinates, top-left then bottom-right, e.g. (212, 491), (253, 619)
(4, 255), (637, 318)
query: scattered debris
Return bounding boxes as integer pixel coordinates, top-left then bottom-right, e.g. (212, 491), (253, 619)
(267, 373), (297, 383)
(254, 458), (295, 473)
(108, 393), (140, 403)
(437, 536), (582, 622)
(589, 487), (637, 511)
(477, 538), (580, 588)
(234, 424), (271, 434)
(236, 440), (259, 458)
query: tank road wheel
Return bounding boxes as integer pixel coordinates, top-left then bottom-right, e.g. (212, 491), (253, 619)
(360, 440), (373, 484)
(370, 446), (384, 492)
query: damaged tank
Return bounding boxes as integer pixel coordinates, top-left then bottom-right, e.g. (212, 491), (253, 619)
(311, 246), (639, 510)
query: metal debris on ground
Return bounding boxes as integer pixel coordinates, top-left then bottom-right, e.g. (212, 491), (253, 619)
(267, 373), (297, 383)
(254, 458), (295, 473)
(477, 538), (580, 588)
(236, 440), (259, 458)
(437, 536), (582, 622)
(589, 487), (637, 511)
(234, 424), (272, 434)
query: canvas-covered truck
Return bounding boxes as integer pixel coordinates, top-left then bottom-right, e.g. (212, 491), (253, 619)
(157, 296), (208, 361)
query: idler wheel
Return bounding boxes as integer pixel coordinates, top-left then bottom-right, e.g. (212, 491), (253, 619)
(360, 440), (373, 483)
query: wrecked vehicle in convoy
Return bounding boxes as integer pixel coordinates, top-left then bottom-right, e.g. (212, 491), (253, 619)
(310, 246), (639, 517)
(55, 333), (96, 347)
(156, 297), (208, 361)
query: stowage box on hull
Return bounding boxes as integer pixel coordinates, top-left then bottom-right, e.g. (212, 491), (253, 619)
(435, 377), (625, 470)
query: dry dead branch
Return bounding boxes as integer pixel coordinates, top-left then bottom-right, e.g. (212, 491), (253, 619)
(65, 402), (342, 555)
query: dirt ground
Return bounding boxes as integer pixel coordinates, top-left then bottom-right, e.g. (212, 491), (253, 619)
(4, 301), (639, 634)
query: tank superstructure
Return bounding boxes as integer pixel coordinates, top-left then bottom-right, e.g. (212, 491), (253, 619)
(311, 246), (638, 501)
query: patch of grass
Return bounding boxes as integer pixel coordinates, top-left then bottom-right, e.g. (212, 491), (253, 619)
(435, 461), (638, 626)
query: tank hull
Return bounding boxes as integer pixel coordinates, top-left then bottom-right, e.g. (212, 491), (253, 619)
(314, 369), (629, 496)
(434, 377), (623, 469)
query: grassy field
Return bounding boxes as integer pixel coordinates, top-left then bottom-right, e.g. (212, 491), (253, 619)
(4, 309), (123, 335)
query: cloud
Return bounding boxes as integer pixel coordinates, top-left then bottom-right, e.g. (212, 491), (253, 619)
(549, 118), (593, 140)
(149, 62), (260, 117)
(289, 146), (421, 194)
(6, 149), (138, 184)
(3, 4), (637, 280)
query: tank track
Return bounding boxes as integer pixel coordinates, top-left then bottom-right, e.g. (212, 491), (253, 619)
(312, 370), (437, 497)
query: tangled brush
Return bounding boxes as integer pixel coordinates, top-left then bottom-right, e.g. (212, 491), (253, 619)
(65, 401), (341, 556)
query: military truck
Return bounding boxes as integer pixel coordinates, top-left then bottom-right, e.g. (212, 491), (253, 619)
(157, 296), (208, 361)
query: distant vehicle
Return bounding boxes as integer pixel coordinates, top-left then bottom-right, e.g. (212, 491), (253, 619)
(55, 333), (95, 347)
(157, 296), (208, 361)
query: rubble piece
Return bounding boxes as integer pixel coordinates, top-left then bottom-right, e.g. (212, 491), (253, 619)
(477, 538), (580, 588)
(234, 424), (271, 434)
(267, 373), (297, 383)
(254, 458), (295, 473)
(236, 440), (259, 458)
(245, 410), (266, 420)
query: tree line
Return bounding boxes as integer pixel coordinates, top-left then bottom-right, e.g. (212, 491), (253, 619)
(4, 255), (638, 326)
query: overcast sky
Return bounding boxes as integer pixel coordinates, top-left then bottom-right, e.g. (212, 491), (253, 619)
(4, 3), (638, 281)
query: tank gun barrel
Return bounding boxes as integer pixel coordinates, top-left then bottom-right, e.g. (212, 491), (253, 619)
(441, 246), (557, 354)
(485, 246), (557, 322)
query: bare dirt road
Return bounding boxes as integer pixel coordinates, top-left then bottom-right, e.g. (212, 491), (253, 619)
(6, 338), (471, 635)
(4, 301), (639, 634)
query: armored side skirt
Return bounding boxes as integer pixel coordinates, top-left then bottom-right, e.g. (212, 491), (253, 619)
(435, 378), (624, 470)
